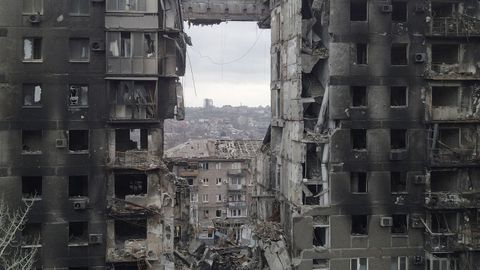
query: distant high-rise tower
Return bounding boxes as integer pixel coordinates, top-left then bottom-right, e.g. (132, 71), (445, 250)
(203, 98), (214, 109)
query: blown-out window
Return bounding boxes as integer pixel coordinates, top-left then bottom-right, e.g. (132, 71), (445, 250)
(69, 38), (90, 62)
(23, 38), (42, 61)
(107, 32), (156, 58)
(69, 85), (88, 107)
(106, 0), (148, 12)
(23, 0), (43, 14)
(109, 80), (157, 120)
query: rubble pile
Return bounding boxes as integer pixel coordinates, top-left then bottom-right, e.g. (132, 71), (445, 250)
(254, 222), (284, 242)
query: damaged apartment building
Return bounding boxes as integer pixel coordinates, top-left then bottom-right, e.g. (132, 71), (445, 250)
(252, 0), (480, 269)
(165, 139), (261, 246)
(0, 0), (188, 269)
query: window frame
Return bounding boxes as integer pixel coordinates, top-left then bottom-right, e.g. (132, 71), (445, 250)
(69, 38), (91, 63)
(68, 84), (89, 108)
(22, 0), (44, 15)
(68, 129), (90, 153)
(391, 256), (408, 270)
(391, 43), (409, 66)
(390, 86), (408, 108)
(69, 0), (90, 16)
(23, 37), (43, 62)
(350, 258), (368, 270)
(22, 83), (42, 108)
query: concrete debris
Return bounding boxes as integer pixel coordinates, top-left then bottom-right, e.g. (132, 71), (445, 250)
(165, 139), (262, 160)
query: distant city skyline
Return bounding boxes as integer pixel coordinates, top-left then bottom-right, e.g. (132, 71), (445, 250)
(182, 22), (271, 107)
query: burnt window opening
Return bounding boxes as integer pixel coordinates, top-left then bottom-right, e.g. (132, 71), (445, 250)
(22, 176), (42, 198)
(430, 171), (456, 192)
(356, 43), (368, 65)
(391, 129), (407, 150)
(69, 222), (88, 244)
(115, 129), (148, 152)
(203, 210), (209, 218)
(22, 130), (42, 153)
(69, 0), (89, 15)
(351, 129), (367, 150)
(114, 219), (147, 241)
(313, 226), (327, 247)
(431, 2), (456, 17)
(109, 263), (138, 270)
(391, 86), (407, 107)
(432, 86), (458, 107)
(438, 129), (460, 149)
(391, 172), (407, 193)
(351, 215), (368, 235)
(69, 176), (88, 197)
(391, 44), (408, 65)
(187, 178), (194, 186)
(391, 214), (408, 234)
(313, 259), (329, 268)
(69, 85), (88, 107)
(114, 174), (147, 199)
(23, 84), (42, 107)
(431, 212), (457, 233)
(431, 44), (459, 65)
(69, 38), (90, 62)
(350, 0), (367, 21)
(68, 130), (89, 152)
(109, 80), (157, 120)
(216, 210), (222, 217)
(22, 223), (41, 246)
(351, 172), (367, 193)
(302, 184), (323, 205)
(23, 38), (42, 61)
(392, 1), (407, 22)
(351, 86), (367, 107)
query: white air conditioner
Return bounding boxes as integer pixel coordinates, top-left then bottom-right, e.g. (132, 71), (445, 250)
(380, 216), (393, 227)
(56, 139), (67, 148)
(73, 199), (87, 210)
(89, 234), (103, 244)
(28, 14), (42, 24)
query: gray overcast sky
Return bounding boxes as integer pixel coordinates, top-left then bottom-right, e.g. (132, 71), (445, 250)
(182, 22), (271, 107)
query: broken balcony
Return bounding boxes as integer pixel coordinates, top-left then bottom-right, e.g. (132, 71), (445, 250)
(429, 10), (480, 37)
(425, 192), (480, 209)
(429, 127), (480, 166)
(109, 174), (150, 215)
(227, 168), (244, 176)
(178, 164), (199, 177)
(108, 80), (157, 122)
(424, 232), (459, 253)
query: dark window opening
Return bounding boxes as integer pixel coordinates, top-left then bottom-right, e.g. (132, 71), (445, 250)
(69, 85), (88, 107)
(114, 219), (147, 241)
(23, 84), (42, 106)
(432, 86), (458, 107)
(69, 222), (88, 244)
(69, 176), (88, 197)
(313, 259), (329, 268)
(23, 38), (42, 61)
(115, 129), (148, 152)
(391, 44), (408, 65)
(199, 162), (209, 170)
(431, 3), (456, 17)
(302, 184), (323, 205)
(115, 174), (147, 199)
(391, 129), (407, 150)
(350, 0), (367, 21)
(22, 223), (41, 245)
(351, 129), (367, 150)
(352, 86), (367, 107)
(438, 129), (460, 149)
(356, 43), (367, 65)
(69, 38), (90, 62)
(111, 263), (139, 270)
(432, 44), (459, 65)
(187, 178), (194, 185)
(109, 80), (157, 120)
(391, 172), (407, 193)
(69, 0), (89, 15)
(391, 214), (408, 234)
(22, 130), (42, 153)
(351, 215), (368, 235)
(351, 172), (367, 193)
(313, 227), (327, 247)
(392, 1), (407, 22)
(216, 210), (222, 217)
(22, 176), (42, 198)
(430, 171), (456, 192)
(68, 130), (89, 151)
(391, 86), (407, 107)
(431, 213), (457, 233)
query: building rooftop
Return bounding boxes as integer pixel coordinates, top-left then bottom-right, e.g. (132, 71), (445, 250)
(164, 139), (261, 160)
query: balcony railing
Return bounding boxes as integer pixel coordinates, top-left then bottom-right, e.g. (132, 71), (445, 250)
(425, 233), (459, 253)
(109, 151), (161, 170)
(227, 169), (244, 176)
(228, 201), (247, 208)
(179, 168), (199, 177)
(228, 184), (245, 191)
(430, 16), (480, 37)
(425, 192), (480, 209)
(430, 148), (480, 166)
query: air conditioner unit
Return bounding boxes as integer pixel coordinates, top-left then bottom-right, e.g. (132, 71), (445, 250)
(415, 53), (427, 63)
(56, 139), (67, 148)
(73, 199), (87, 210)
(89, 234), (103, 244)
(413, 255), (424, 265)
(413, 175), (426, 184)
(28, 14), (42, 24)
(90, 41), (105, 52)
(381, 5), (393, 13)
(380, 216), (393, 227)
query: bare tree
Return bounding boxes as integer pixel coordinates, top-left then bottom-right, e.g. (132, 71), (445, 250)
(0, 199), (39, 270)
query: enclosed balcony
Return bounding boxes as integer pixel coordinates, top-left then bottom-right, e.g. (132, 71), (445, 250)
(425, 192), (480, 209)
(424, 233), (459, 253)
(108, 80), (157, 122)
